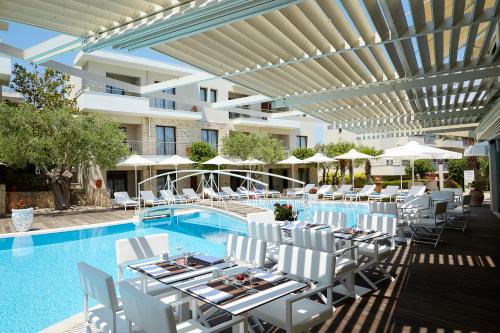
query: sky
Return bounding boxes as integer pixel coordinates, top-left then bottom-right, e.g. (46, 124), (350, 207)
(0, 21), (190, 70)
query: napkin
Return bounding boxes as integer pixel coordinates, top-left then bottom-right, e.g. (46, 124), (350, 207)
(140, 264), (170, 277)
(254, 272), (284, 283)
(192, 254), (223, 265)
(189, 285), (233, 303)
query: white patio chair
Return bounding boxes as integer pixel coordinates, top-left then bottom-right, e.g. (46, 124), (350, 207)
(113, 191), (139, 210)
(345, 184), (376, 201)
(430, 190), (455, 210)
(181, 188), (201, 202)
(446, 194), (471, 232)
(355, 214), (398, 290)
(119, 281), (247, 333)
(115, 234), (173, 297)
(247, 221), (284, 263)
(291, 228), (358, 304)
(249, 245), (335, 333)
(396, 185), (426, 202)
(317, 185), (333, 198)
(323, 184), (352, 200)
(160, 189), (187, 204)
(312, 210), (347, 229)
(221, 186), (245, 199)
(368, 185), (400, 202)
(140, 190), (167, 207)
(225, 234), (266, 268)
(410, 201), (448, 247)
(77, 262), (125, 333)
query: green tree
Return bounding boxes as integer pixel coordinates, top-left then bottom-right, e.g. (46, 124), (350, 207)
(291, 147), (315, 160)
(405, 159), (433, 178)
(221, 131), (286, 165)
(10, 64), (76, 111)
(0, 103), (129, 210)
(323, 142), (356, 184)
(357, 145), (382, 184)
(448, 157), (467, 187)
(188, 141), (217, 166)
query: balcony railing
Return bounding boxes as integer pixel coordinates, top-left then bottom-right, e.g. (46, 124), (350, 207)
(125, 140), (219, 155)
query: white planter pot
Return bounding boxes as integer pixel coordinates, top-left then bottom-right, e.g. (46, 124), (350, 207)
(11, 208), (34, 232)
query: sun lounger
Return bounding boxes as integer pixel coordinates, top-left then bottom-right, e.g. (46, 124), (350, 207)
(237, 186), (259, 198)
(316, 185), (333, 198)
(139, 190), (167, 206)
(221, 186), (245, 199)
(113, 191), (139, 210)
(159, 189), (187, 204)
(323, 184), (352, 200)
(181, 188), (201, 202)
(396, 185), (426, 202)
(368, 185), (400, 202)
(203, 187), (229, 200)
(287, 183), (315, 198)
(345, 185), (376, 201)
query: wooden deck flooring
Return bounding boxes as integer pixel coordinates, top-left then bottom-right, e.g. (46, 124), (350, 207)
(3, 202), (499, 332)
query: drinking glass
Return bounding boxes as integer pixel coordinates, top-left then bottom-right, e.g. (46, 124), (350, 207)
(246, 264), (258, 295)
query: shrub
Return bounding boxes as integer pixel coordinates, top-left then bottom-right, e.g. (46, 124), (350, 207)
(188, 141), (217, 164)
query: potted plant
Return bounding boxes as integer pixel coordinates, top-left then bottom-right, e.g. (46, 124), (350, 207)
(470, 178), (486, 206)
(309, 188), (318, 194)
(95, 178), (103, 189)
(274, 203), (297, 221)
(11, 198), (34, 232)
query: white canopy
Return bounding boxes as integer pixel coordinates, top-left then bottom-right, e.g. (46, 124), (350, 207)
(277, 156), (304, 165)
(116, 154), (152, 167)
(335, 149), (374, 160)
(464, 141), (489, 157)
(158, 155), (195, 167)
(235, 158), (266, 166)
(202, 155), (234, 166)
(377, 151), (430, 189)
(303, 153), (336, 185)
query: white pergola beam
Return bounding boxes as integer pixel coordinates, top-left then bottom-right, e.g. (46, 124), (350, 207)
(24, 34), (82, 64)
(140, 72), (216, 94)
(210, 95), (272, 109)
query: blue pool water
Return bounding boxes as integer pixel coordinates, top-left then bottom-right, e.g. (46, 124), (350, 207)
(243, 199), (370, 227)
(0, 211), (246, 333)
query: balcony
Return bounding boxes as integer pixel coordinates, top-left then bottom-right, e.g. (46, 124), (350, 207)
(77, 90), (202, 120)
(0, 54), (11, 85)
(231, 117), (300, 129)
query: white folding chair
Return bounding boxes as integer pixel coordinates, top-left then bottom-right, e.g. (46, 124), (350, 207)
(355, 214), (398, 290)
(115, 234), (172, 296)
(446, 194), (471, 232)
(249, 245), (335, 333)
(119, 281), (247, 333)
(225, 234), (266, 268)
(410, 201), (448, 247)
(247, 221), (284, 263)
(313, 210), (347, 229)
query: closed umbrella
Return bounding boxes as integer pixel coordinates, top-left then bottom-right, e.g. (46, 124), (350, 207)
(302, 153), (336, 185)
(384, 141), (462, 189)
(117, 154), (154, 197)
(334, 149), (374, 186)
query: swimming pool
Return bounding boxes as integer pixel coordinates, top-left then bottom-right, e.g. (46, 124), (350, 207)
(242, 199), (370, 227)
(0, 211), (246, 333)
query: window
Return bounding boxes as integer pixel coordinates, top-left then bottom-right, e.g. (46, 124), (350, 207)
(200, 87), (208, 102)
(297, 136), (307, 148)
(156, 126), (176, 155)
(210, 89), (218, 102)
(201, 129), (218, 149)
(154, 86), (175, 109)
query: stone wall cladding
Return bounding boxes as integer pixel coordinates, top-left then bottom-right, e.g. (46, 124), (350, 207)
(7, 191), (55, 210)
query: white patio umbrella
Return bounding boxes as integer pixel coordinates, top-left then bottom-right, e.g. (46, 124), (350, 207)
(302, 153), (336, 185)
(117, 154), (154, 196)
(158, 155), (195, 191)
(277, 156), (303, 180)
(334, 149), (374, 186)
(202, 155), (234, 185)
(384, 141), (462, 188)
(377, 150), (430, 189)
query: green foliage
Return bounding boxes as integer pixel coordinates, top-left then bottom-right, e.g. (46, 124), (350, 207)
(221, 131), (286, 164)
(322, 141), (356, 184)
(291, 147), (315, 160)
(10, 64), (76, 111)
(273, 203), (297, 221)
(346, 173), (369, 188)
(448, 158), (467, 186)
(479, 156), (489, 190)
(188, 141), (217, 164)
(405, 159), (433, 177)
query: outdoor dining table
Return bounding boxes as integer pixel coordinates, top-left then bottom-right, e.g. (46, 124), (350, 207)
(128, 253), (308, 330)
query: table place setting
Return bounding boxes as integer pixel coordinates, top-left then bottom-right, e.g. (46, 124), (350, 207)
(333, 228), (383, 241)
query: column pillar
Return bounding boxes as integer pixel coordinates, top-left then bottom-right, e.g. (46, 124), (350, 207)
(489, 140), (500, 213)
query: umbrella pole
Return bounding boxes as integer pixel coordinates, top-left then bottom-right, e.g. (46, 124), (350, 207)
(352, 159), (355, 187)
(411, 160), (415, 186)
(134, 166), (138, 207)
(317, 162), (320, 186)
